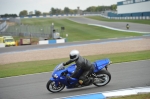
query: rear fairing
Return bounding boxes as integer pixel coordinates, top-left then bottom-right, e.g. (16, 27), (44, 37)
(93, 58), (110, 72)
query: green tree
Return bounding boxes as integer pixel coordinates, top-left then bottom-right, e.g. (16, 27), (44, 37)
(43, 12), (49, 16)
(96, 6), (102, 11)
(13, 14), (18, 17)
(70, 9), (74, 14)
(55, 8), (62, 14)
(111, 4), (117, 11)
(4, 14), (9, 17)
(50, 7), (56, 14)
(35, 10), (41, 16)
(0, 14), (17, 18)
(86, 6), (97, 12)
(85, 5), (112, 12)
(49, 7), (78, 14)
(73, 9), (77, 14)
(64, 7), (70, 14)
(19, 10), (28, 16)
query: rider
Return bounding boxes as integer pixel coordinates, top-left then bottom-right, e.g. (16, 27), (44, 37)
(63, 50), (94, 86)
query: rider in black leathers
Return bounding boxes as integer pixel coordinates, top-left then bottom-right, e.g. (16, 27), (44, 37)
(63, 50), (94, 85)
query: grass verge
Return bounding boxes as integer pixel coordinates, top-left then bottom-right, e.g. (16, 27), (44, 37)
(86, 16), (150, 25)
(0, 50), (150, 78)
(109, 93), (150, 99)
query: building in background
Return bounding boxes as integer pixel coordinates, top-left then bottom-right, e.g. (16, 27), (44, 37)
(108, 0), (150, 18)
(77, 7), (83, 15)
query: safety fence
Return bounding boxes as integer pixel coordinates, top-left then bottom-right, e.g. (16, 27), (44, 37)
(0, 24), (62, 38)
(109, 16), (150, 19)
(0, 14), (80, 20)
(84, 14), (150, 19)
(0, 14), (108, 20)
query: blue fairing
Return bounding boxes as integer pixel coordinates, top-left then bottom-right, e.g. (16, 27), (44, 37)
(66, 64), (83, 78)
(93, 58), (110, 72)
(51, 64), (79, 87)
(66, 64), (76, 74)
(52, 69), (66, 79)
(50, 77), (55, 81)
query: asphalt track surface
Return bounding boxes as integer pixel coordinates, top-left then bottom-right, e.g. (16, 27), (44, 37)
(0, 60), (150, 99)
(68, 17), (150, 32)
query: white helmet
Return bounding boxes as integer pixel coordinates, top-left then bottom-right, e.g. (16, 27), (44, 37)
(70, 50), (79, 61)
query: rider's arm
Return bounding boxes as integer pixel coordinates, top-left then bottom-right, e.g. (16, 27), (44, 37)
(63, 60), (74, 66)
(71, 66), (81, 78)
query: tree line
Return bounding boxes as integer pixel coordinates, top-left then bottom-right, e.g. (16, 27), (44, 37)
(19, 7), (78, 17)
(0, 14), (18, 18)
(0, 5), (117, 17)
(85, 5), (117, 12)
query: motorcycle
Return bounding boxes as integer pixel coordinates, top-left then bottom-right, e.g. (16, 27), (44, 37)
(46, 58), (112, 93)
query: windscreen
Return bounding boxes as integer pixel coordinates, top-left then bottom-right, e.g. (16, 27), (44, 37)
(54, 63), (65, 71)
(5, 39), (14, 42)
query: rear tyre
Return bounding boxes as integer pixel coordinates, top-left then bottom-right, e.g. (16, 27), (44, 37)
(93, 70), (111, 87)
(46, 80), (65, 93)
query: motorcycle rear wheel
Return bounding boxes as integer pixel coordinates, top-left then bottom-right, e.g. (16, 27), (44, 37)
(93, 70), (111, 87)
(46, 80), (65, 93)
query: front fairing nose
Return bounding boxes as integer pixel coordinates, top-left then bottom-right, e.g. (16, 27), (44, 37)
(52, 69), (66, 78)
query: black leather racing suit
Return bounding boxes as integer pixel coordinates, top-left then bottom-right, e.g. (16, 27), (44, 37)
(64, 55), (94, 84)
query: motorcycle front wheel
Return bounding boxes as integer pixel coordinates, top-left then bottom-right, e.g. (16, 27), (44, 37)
(93, 70), (111, 87)
(46, 80), (65, 93)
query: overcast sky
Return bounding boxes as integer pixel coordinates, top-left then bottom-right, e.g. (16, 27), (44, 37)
(0, 0), (120, 15)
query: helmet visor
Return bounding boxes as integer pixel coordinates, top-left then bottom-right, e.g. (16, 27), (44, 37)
(70, 55), (76, 60)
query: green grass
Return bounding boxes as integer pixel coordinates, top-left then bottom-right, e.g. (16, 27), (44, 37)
(0, 50), (150, 78)
(86, 16), (150, 25)
(109, 93), (150, 99)
(17, 18), (142, 42)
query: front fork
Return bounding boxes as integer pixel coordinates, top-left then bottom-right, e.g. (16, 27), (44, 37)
(50, 78), (60, 87)
(105, 66), (108, 70)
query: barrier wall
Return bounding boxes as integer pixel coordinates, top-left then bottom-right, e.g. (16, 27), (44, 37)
(108, 11), (150, 17)
(38, 40), (49, 45)
(0, 43), (5, 48)
(39, 38), (66, 45)
(0, 14), (80, 21)
(109, 16), (150, 19)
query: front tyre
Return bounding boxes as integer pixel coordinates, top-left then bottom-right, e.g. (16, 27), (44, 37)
(46, 80), (65, 93)
(93, 70), (111, 87)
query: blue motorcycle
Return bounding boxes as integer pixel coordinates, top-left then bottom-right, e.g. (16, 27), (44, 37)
(46, 58), (112, 93)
